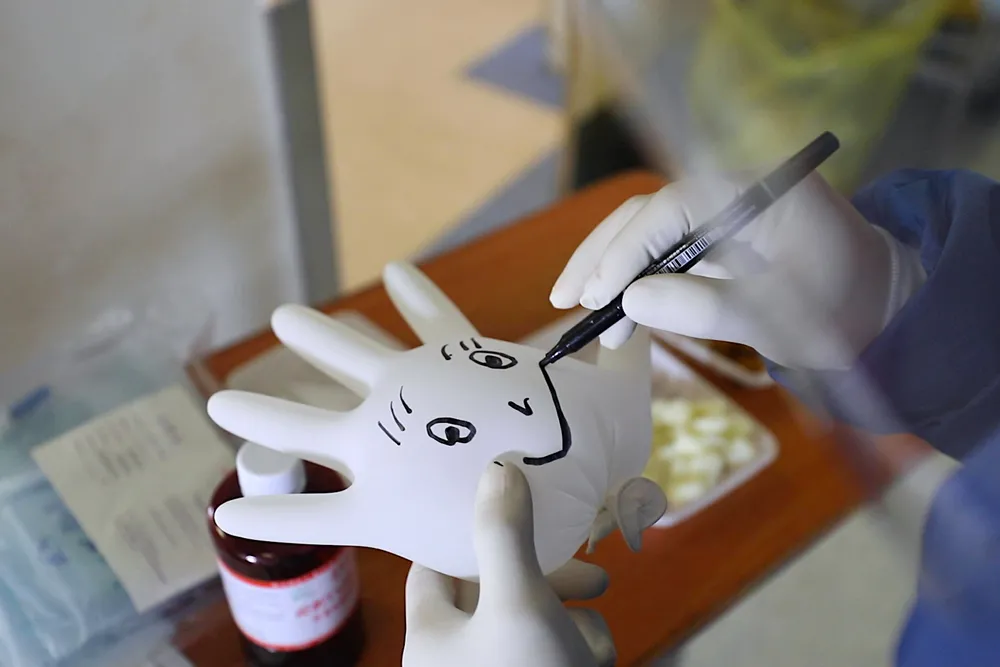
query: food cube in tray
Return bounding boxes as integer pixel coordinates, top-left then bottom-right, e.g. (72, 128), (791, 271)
(648, 342), (777, 526)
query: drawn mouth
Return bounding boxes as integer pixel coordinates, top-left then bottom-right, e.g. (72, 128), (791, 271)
(521, 362), (571, 466)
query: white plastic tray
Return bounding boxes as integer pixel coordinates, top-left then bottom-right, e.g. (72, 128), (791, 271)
(654, 331), (774, 389)
(648, 341), (778, 527)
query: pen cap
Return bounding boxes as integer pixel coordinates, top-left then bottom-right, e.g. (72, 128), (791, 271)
(236, 441), (306, 497)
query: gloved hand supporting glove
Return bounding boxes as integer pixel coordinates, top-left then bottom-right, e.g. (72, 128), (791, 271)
(403, 463), (614, 667)
(550, 174), (927, 371)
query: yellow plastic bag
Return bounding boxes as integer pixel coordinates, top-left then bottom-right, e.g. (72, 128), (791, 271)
(689, 0), (950, 192)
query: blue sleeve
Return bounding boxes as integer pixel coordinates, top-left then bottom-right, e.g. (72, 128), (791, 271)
(809, 170), (1000, 664)
(848, 169), (1000, 461)
(893, 433), (1000, 666)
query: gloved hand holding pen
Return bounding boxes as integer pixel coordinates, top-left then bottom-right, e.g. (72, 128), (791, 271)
(406, 158), (1000, 666)
(549, 172), (926, 370)
(546, 166), (1000, 667)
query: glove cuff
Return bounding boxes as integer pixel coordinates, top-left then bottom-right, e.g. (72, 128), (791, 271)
(872, 225), (926, 330)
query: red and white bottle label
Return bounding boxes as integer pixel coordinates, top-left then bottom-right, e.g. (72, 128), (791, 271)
(218, 548), (360, 652)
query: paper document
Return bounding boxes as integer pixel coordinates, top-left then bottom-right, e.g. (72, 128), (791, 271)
(33, 385), (235, 612)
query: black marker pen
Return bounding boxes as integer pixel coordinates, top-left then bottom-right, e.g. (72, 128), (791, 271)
(539, 131), (840, 367)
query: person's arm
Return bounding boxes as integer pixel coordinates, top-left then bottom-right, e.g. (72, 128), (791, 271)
(776, 169), (1000, 461)
(832, 170), (1000, 665)
(551, 167), (1000, 665)
(892, 431), (1000, 666)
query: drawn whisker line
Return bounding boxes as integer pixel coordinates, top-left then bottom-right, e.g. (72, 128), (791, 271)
(390, 401), (405, 430)
(399, 387), (412, 414)
(377, 421), (401, 446)
(459, 341), (468, 351)
(470, 337), (482, 349)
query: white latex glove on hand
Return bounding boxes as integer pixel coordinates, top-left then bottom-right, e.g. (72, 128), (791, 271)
(550, 173), (926, 370)
(404, 463), (615, 667)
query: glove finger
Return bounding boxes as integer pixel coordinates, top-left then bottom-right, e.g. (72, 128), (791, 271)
(610, 477), (668, 552)
(567, 608), (617, 667)
(622, 273), (756, 345)
(405, 563), (467, 633)
(550, 195), (649, 308)
(581, 180), (741, 310)
(545, 558), (609, 601)
(624, 270), (838, 366)
(587, 507), (617, 553)
(690, 256), (733, 279)
(598, 317), (636, 350)
(472, 462), (547, 609)
(213, 490), (365, 546)
(454, 579), (480, 614)
(452, 557), (609, 614)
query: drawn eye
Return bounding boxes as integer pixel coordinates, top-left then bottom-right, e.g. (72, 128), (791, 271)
(426, 417), (477, 446)
(469, 350), (517, 370)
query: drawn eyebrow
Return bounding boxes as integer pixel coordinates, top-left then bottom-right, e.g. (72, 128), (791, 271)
(399, 387), (412, 414)
(470, 337), (482, 349)
(390, 401), (405, 430)
(378, 421), (401, 446)
(459, 341), (468, 351)
(440, 344), (452, 360)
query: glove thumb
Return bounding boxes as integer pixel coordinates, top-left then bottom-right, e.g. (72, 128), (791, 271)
(622, 273), (756, 344)
(473, 462), (546, 609)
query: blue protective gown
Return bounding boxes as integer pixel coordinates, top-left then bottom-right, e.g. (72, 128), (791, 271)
(798, 170), (1000, 665)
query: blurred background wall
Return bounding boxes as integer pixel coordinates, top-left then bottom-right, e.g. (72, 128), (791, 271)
(9, 0), (1000, 371)
(0, 0), (303, 370)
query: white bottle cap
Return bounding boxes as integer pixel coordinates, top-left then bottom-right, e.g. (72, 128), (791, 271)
(236, 442), (307, 497)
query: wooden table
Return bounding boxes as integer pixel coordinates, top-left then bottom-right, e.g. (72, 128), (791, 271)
(177, 171), (877, 666)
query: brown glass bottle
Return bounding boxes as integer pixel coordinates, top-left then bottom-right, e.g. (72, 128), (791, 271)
(207, 446), (365, 667)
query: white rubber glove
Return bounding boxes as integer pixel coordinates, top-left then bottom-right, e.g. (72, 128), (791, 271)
(550, 173), (926, 370)
(403, 462), (615, 667)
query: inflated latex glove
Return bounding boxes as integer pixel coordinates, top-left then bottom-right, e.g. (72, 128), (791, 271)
(550, 173), (927, 370)
(404, 462), (615, 667)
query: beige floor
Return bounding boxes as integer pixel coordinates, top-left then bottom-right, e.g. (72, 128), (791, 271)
(311, 0), (563, 290)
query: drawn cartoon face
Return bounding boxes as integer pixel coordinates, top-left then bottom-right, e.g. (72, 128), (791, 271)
(207, 262), (660, 580)
(371, 336), (571, 468)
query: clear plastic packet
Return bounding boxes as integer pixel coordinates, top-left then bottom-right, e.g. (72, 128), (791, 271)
(0, 302), (224, 666)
